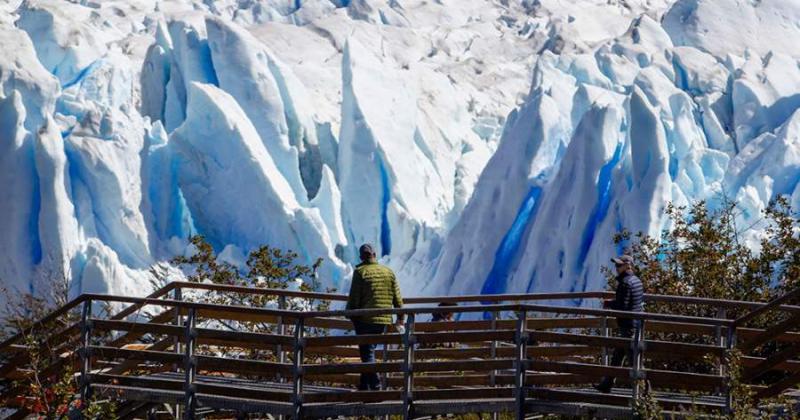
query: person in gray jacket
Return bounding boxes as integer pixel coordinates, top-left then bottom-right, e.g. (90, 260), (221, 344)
(596, 254), (644, 393)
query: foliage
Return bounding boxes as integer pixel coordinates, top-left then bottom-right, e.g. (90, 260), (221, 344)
(0, 275), (118, 419)
(632, 380), (662, 420)
(725, 349), (753, 420)
(158, 235), (335, 361)
(604, 197), (800, 309)
(605, 196), (800, 418)
(604, 197), (800, 360)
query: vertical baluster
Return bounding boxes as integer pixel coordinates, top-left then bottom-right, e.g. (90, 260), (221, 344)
(183, 308), (197, 420)
(600, 316), (609, 366)
(715, 308), (727, 376)
(402, 313), (416, 420)
(725, 324), (737, 414)
(515, 310), (528, 420)
(277, 295), (287, 420)
(79, 299), (93, 403)
(630, 322), (645, 404)
(173, 287), (182, 419)
(292, 317), (305, 420)
(491, 311), (499, 420)
(381, 327), (390, 392)
(382, 327), (391, 420)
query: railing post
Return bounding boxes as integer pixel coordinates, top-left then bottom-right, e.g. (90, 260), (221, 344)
(277, 295), (287, 377)
(183, 308), (197, 420)
(79, 299), (93, 403)
(724, 324), (737, 414)
(292, 317), (305, 420)
(402, 313), (416, 420)
(490, 311), (498, 386)
(173, 287), (182, 419)
(630, 321), (645, 404)
(515, 310), (528, 420)
(600, 316), (609, 365)
(491, 311), (499, 420)
(277, 295), (287, 420)
(715, 308), (727, 377)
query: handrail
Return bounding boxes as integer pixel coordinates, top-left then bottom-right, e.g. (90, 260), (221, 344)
(6, 281), (795, 356)
(6, 282), (800, 418)
(58, 294), (736, 327)
(734, 287), (800, 327)
(0, 294), (88, 352)
(169, 281), (800, 312)
(0, 282), (176, 353)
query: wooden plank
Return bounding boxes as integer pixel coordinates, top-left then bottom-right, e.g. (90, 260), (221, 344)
(744, 343), (800, 380)
(107, 311), (176, 347)
(304, 390), (401, 403)
(414, 387), (514, 401)
(526, 360), (724, 391)
(196, 327), (295, 347)
(386, 373), (592, 388)
(196, 355), (293, 376)
(303, 358), (517, 376)
(527, 387), (631, 407)
(304, 361), (403, 375)
(527, 359), (629, 378)
(306, 346), (360, 358)
(735, 288), (800, 327)
(529, 331), (630, 348)
(92, 373), (183, 391)
(646, 340), (725, 358)
(373, 346), (490, 360)
(754, 371), (800, 400)
(739, 327), (800, 344)
(644, 320), (717, 336)
(305, 333), (402, 348)
(742, 312), (800, 352)
(526, 387), (726, 412)
(91, 345), (183, 364)
(415, 330), (516, 345)
(305, 317), (352, 330)
(193, 308), (288, 324)
(92, 319), (184, 337)
(529, 331), (723, 358)
(645, 370), (725, 390)
(414, 359), (515, 373)
(411, 318), (603, 333)
(742, 356), (800, 373)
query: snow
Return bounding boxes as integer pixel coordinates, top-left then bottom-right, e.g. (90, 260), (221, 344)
(663, 0), (800, 59)
(2, 0), (800, 305)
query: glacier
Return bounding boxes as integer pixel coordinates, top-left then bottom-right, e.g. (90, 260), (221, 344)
(1, 0), (800, 305)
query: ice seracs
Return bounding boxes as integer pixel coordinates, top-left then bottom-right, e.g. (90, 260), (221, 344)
(2, 0), (800, 305)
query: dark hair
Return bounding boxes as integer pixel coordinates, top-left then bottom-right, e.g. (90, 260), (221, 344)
(359, 243), (376, 261)
(431, 301), (458, 321)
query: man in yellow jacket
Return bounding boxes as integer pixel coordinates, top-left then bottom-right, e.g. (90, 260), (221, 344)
(346, 243), (404, 390)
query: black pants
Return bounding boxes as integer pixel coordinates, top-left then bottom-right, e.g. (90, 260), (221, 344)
(353, 321), (387, 390)
(598, 326), (638, 391)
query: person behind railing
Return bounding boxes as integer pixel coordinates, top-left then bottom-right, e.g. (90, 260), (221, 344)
(595, 254), (644, 394)
(431, 301), (458, 322)
(421, 301), (458, 349)
(346, 243), (405, 391)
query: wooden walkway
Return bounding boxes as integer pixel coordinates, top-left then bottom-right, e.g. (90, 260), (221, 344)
(1, 281), (799, 419)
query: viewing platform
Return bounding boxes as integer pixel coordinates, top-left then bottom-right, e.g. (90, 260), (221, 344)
(1, 282), (799, 419)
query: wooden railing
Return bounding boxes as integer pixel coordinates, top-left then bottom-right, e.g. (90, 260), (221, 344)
(1, 282), (799, 419)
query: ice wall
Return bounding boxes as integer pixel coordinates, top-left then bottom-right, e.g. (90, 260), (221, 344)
(1, 0), (800, 305)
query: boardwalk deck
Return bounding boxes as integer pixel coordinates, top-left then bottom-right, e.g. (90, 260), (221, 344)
(90, 372), (729, 418)
(1, 281), (799, 419)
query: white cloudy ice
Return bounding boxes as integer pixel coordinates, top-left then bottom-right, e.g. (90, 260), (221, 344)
(1, 0), (800, 303)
